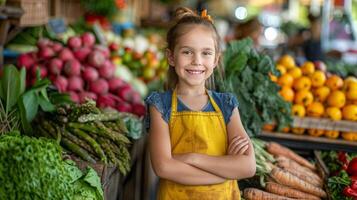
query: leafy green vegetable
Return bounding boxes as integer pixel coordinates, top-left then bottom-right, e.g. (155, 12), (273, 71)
(217, 39), (292, 136)
(64, 160), (104, 200)
(0, 132), (74, 200)
(120, 113), (144, 139)
(327, 170), (352, 200)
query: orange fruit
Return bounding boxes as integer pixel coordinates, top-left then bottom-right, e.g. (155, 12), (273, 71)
(306, 102), (325, 117)
(324, 130), (340, 139)
(276, 64), (287, 75)
(342, 104), (357, 121)
(263, 123), (276, 131)
(343, 76), (357, 91)
(325, 75), (344, 91)
(301, 61), (315, 75)
(313, 86), (330, 102)
(279, 86), (295, 102)
(327, 90), (346, 108)
(294, 90), (314, 106)
(292, 104), (306, 117)
(287, 67), (302, 79)
(281, 126), (290, 133)
(325, 107), (342, 121)
(291, 127), (305, 135)
(345, 82), (357, 101)
(293, 76), (312, 91)
(269, 73), (278, 82)
(278, 55), (295, 69)
(310, 70), (326, 88)
(341, 132), (357, 141)
(308, 129), (325, 137)
(277, 74), (294, 87)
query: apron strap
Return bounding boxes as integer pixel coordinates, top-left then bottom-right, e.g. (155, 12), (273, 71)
(171, 89), (178, 113)
(206, 90), (223, 114)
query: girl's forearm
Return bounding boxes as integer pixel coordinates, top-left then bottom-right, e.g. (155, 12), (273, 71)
(155, 158), (226, 185)
(183, 144), (256, 179)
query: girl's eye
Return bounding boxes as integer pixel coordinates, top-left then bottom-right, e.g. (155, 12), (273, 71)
(203, 51), (213, 56)
(182, 50), (192, 55)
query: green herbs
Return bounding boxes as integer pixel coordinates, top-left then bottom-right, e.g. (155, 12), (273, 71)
(0, 133), (73, 200)
(217, 39), (292, 136)
(328, 170), (353, 200)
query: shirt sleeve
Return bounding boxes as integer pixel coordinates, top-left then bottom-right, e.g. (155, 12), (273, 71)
(144, 91), (170, 130)
(223, 93), (239, 124)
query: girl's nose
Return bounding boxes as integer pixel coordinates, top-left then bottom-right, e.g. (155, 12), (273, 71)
(192, 54), (202, 66)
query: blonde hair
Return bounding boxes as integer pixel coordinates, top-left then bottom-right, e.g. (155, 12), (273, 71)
(164, 7), (223, 90)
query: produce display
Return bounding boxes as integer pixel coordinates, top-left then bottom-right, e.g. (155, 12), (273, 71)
(216, 39), (292, 136)
(321, 151), (357, 199)
(32, 100), (132, 175)
(0, 133), (103, 200)
(267, 55), (357, 141)
(241, 139), (327, 200)
(16, 32), (145, 117)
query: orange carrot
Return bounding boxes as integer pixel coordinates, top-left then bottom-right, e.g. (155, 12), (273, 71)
(275, 156), (323, 184)
(266, 142), (316, 171)
(265, 182), (321, 200)
(270, 168), (327, 198)
(243, 188), (295, 200)
(278, 164), (323, 188)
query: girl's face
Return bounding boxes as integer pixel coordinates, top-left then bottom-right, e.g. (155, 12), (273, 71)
(168, 25), (218, 89)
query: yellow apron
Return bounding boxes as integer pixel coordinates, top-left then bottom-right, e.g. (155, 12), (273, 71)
(157, 89), (240, 200)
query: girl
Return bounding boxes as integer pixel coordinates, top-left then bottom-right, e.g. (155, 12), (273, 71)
(146, 7), (256, 200)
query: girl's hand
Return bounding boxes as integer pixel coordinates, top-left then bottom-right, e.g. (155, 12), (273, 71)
(228, 136), (249, 155)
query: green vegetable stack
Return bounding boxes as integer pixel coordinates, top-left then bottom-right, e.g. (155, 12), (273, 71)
(33, 100), (131, 175)
(217, 39), (292, 136)
(0, 133), (74, 200)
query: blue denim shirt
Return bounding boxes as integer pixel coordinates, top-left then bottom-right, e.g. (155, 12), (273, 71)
(145, 90), (239, 130)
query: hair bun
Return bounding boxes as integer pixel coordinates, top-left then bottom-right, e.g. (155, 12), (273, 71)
(174, 7), (197, 22)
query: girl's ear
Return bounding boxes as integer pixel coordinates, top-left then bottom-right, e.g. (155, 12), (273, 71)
(166, 49), (175, 66)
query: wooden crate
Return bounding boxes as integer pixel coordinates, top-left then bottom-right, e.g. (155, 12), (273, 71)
(6, 0), (49, 26)
(49, 0), (84, 24)
(292, 116), (357, 132)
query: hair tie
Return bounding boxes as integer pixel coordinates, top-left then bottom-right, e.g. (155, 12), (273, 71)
(201, 9), (213, 24)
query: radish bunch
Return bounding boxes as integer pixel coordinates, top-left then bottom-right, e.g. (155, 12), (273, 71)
(17, 32), (145, 117)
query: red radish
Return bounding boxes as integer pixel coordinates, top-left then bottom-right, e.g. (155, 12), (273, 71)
(38, 47), (55, 59)
(58, 48), (74, 61)
(93, 45), (110, 58)
(52, 42), (63, 52)
(79, 91), (97, 103)
(53, 76), (68, 92)
(39, 66), (48, 78)
(64, 59), (81, 77)
(68, 91), (80, 103)
(73, 47), (91, 62)
(17, 53), (35, 69)
(37, 38), (52, 49)
(48, 58), (64, 75)
(81, 32), (96, 47)
(67, 36), (82, 49)
(87, 50), (105, 67)
(89, 78), (109, 95)
(67, 76), (84, 91)
(99, 60), (115, 79)
(30, 65), (44, 76)
(108, 78), (125, 92)
(97, 94), (116, 107)
(117, 85), (134, 102)
(132, 103), (145, 116)
(82, 67), (99, 82)
(131, 92), (142, 104)
(109, 43), (119, 51)
(116, 102), (132, 113)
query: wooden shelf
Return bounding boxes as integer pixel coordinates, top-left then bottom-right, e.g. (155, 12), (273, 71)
(258, 131), (357, 152)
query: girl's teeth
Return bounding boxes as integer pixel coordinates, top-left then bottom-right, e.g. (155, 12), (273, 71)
(187, 70), (203, 74)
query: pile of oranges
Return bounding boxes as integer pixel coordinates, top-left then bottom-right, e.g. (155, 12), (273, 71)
(266, 55), (357, 141)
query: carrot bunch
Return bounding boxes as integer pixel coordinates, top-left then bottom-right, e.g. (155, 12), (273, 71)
(245, 140), (327, 200)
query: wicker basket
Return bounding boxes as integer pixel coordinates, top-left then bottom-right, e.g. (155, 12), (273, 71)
(49, 0), (84, 24)
(6, 0), (49, 26)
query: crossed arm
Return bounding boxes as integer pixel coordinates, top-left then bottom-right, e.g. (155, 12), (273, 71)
(148, 106), (256, 185)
